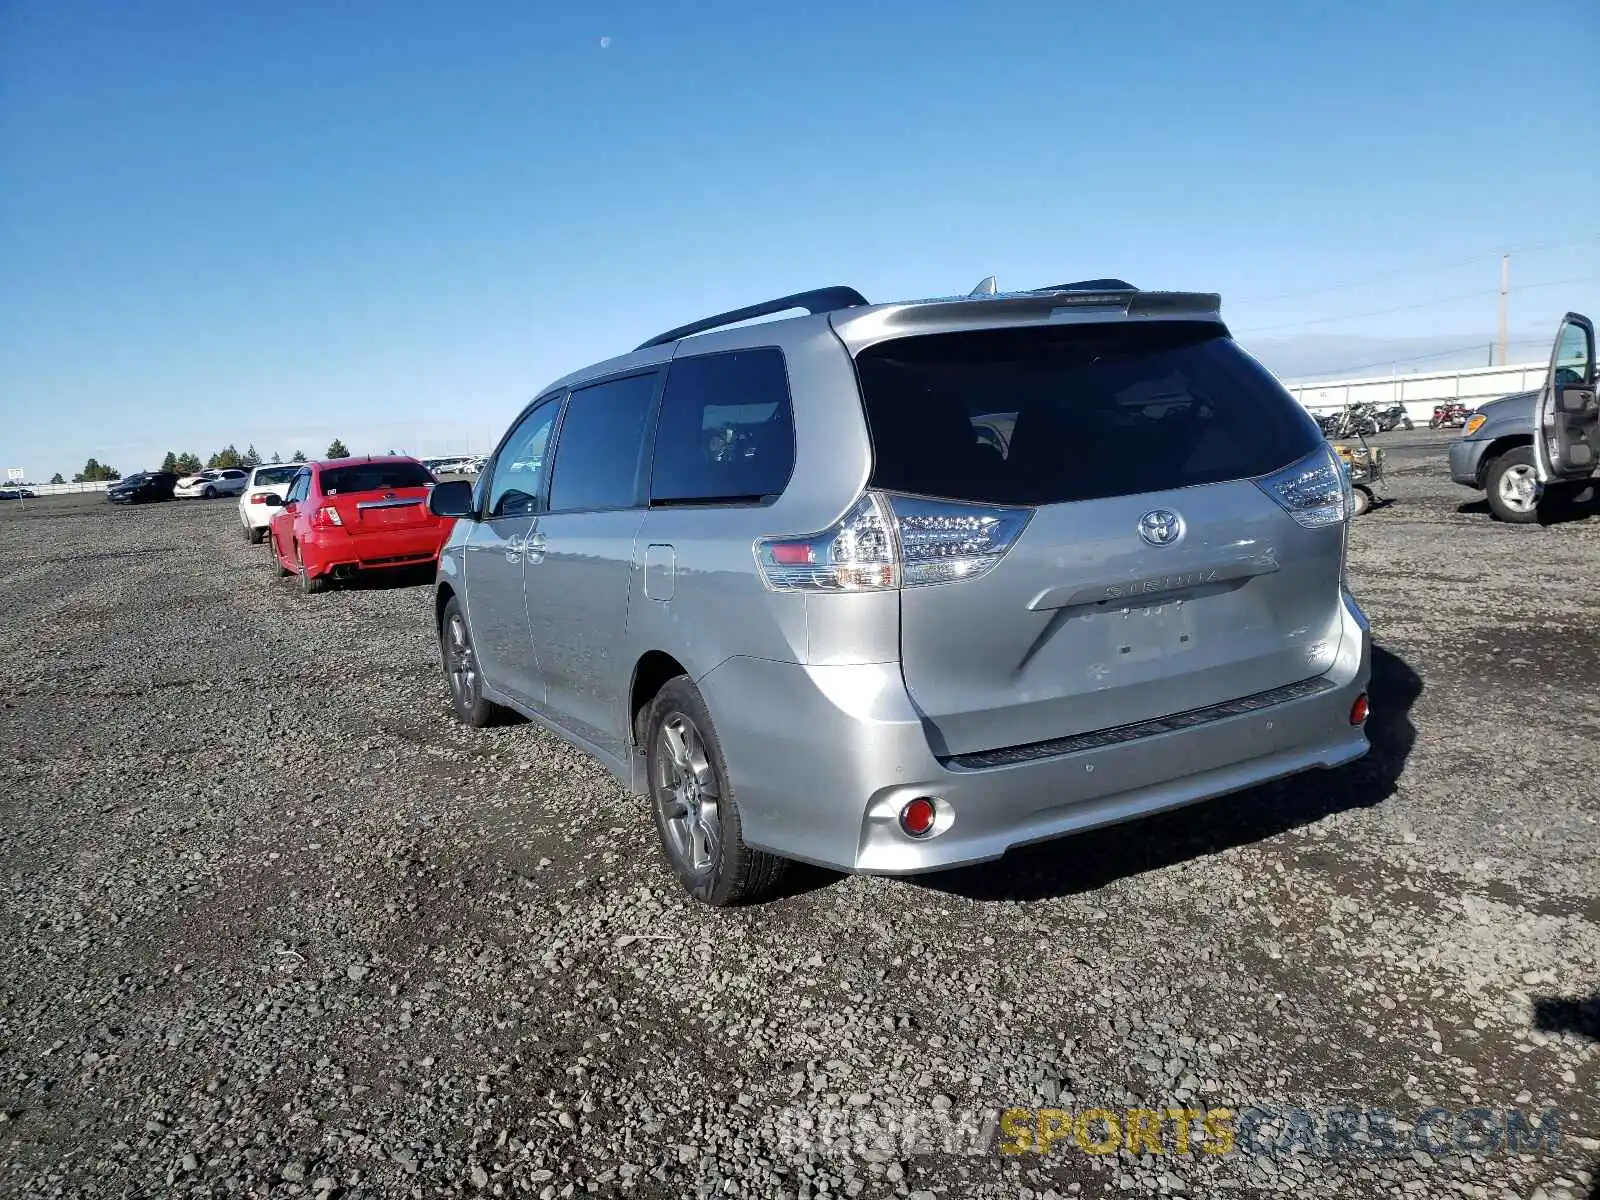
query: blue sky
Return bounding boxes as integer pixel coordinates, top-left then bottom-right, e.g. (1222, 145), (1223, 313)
(2, 0), (1597, 478)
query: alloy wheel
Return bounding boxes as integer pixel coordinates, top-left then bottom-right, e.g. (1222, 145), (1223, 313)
(652, 712), (722, 875)
(1497, 464), (1536, 513)
(445, 612), (477, 710)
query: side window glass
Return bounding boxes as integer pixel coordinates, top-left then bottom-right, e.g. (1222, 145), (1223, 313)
(1555, 320), (1593, 388)
(650, 348), (795, 504)
(286, 472), (309, 504)
(547, 372), (659, 512)
(486, 400), (560, 519)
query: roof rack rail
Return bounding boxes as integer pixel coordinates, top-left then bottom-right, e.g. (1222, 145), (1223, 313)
(1030, 278), (1138, 293)
(636, 285), (870, 351)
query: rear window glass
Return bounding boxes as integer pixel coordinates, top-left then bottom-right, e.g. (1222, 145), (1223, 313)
(252, 465), (300, 486)
(854, 322), (1320, 506)
(319, 462), (434, 495)
(650, 348), (795, 505)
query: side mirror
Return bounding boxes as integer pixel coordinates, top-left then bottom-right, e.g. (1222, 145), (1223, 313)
(260, 493), (284, 507)
(428, 479), (476, 520)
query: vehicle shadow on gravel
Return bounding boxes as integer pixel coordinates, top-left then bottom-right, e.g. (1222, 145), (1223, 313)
(1456, 492), (1600, 525)
(914, 645), (1422, 903)
(1535, 994), (1600, 1200)
(1534, 993), (1600, 1042)
(330, 564), (437, 591)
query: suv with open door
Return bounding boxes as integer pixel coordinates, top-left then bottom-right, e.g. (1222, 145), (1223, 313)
(1448, 312), (1597, 522)
(428, 278), (1373, 906)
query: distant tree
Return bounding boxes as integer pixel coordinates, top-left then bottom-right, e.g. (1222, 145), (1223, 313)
(270, 450), (282, 463)
(160, 451), (179, 473)
(208, 444), (245, 470)
(326, 439), (350, 459)
(386, 449), (398, 457)
(290, 449), (307, 463)
(242, 444), (261, 468)
(175, 452), (203, 475)
(73, 458), (120, 482)
(48, 472), (65, 485)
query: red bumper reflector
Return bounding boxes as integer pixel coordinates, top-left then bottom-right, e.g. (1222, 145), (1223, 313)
(1350, 693), (1369, 725)
(899, 797), (937, 838)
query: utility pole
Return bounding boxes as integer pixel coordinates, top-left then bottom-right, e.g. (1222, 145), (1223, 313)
(1497, 254), (1509, 366)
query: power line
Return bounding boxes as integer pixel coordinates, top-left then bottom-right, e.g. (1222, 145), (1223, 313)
(1234, 275), (1600, 335)
(1230, 236), (1600, 305)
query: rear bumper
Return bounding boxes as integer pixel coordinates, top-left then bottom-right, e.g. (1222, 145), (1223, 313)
(1448, 439), (1489, 489)
(301, 527), (447, 575)
(701, 591), (1371, 875)
(240, 499), (276, 528)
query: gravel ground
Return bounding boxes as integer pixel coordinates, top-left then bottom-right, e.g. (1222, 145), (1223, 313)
(2, 433), (1597, 1200)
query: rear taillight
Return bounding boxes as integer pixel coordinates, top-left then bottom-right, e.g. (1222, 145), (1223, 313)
(310, 505), (344, 529)
(754, 492), (1032, 593)
(1254, 443), (1349, 529)
(249, 494), (270, 504)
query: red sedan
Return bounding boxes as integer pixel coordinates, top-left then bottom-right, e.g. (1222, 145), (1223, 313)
(264, 456), (454, 593)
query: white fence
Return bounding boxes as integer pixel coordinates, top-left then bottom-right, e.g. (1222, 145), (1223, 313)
(9, 481), (115, 496)
(1286, 360), (1546, 420)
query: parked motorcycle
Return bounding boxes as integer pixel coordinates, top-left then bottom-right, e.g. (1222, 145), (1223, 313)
(1323, 403), (1379, 439)
(1428, 402), (1468, 430)
(1373, 404), (1414, 432)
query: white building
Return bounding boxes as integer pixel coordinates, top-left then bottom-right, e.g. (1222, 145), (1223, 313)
(1285, 360), (1546, 420)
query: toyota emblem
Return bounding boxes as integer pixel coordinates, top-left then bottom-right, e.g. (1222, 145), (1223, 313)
(1138, 509), (1184, 547)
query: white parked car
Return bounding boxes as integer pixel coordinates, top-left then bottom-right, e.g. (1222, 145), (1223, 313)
(237, 464), (302, 543)
(175, 468), (249, 499)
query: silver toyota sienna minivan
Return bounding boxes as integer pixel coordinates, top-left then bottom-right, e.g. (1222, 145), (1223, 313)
(427, 279), (1372, 905)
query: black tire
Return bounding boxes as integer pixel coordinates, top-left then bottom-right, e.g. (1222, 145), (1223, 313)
(1484, 445), (1541, 524)
(245, 522), (265, 544)
(439, 596), (509, 728)
(1351, 486), (1373, 517)
(202, 485), (216, 499)
(268, 531), (294, 576)
(296, 544), (329, 594)
(1402, 418), (1414, 431)
(644, 676), (787, 906)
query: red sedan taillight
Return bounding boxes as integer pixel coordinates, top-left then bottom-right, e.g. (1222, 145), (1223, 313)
(310, 505), (344, 530)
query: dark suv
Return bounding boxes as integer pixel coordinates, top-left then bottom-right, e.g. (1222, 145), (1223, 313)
(106, 472), (179, 504)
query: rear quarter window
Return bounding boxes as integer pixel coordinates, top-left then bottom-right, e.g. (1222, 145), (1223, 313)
(649, 347), (795, 505)
(854, 322), (1320, 506)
